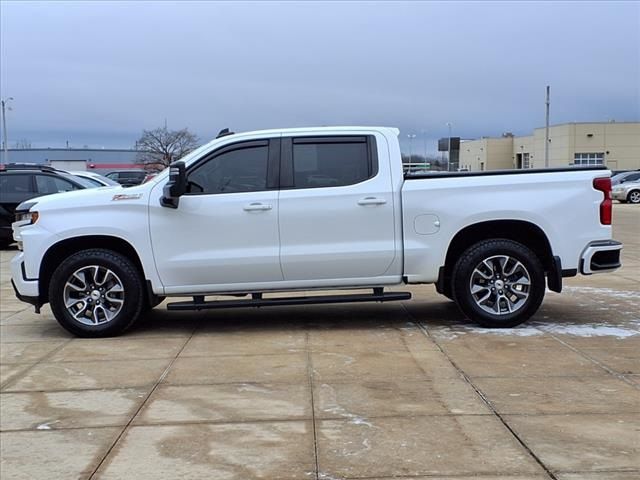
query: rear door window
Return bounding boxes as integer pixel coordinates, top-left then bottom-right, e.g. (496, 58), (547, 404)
(286, 136), (376, 189)
(0, 174), (34, 195)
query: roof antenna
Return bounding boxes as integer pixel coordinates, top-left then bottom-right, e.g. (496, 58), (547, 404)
(216, 128), (234, 139)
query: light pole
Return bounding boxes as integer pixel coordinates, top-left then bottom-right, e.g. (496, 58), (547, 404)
(445, 122), (452, 171)
(420, 130), (427, 167)
(407, 133), (416, 163)
(544, 85), (550, 168)
(1, 97), (13, 164)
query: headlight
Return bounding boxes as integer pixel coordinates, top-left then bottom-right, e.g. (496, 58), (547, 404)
(15, 211), (39, 225)
(15, 201), (40, 225)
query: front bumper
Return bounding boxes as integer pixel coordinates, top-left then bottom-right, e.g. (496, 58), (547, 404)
(11, 279), (42, 313)
(611, 189), (626, 201)
(580, 240), (623, 275)
(11, 252), (40, 298)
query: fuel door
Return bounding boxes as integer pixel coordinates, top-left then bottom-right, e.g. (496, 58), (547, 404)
(414, 214), (441, 235)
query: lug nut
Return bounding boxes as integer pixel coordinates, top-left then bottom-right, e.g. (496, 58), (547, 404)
(499, 290), (503, 295)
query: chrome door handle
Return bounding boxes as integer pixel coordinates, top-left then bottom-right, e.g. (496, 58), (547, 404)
(243, 202), (272, 211)
(358, 197), (387, 206)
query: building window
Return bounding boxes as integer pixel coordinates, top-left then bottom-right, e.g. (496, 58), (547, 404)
(517, 153), (530, 169)
(574, 153), (604, 166)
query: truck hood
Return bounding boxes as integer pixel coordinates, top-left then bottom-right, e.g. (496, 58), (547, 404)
(19, 183), (152, 213)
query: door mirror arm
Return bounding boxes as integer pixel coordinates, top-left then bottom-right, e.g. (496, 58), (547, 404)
(161, 161), (187, 208)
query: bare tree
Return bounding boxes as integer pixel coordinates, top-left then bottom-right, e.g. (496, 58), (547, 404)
(135, 126), (199, 170)
(14, 138), (32, 149)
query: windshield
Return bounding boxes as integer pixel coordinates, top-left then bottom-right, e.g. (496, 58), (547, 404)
(611, 171), (640, 185)
(61, 173), (102, 189)
(611, 173), (627, 185)
(78, 176), (104, 187)
(90, 174), (120, 186)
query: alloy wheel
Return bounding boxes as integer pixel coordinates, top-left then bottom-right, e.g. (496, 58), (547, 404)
(63, 265), (125, 325)
(469, 255), (531, 315)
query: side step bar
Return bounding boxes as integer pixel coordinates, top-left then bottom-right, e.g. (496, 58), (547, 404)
(166, 289), (411, 311)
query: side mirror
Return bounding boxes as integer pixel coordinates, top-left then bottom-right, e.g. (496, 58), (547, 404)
(161, 161), (187, 208)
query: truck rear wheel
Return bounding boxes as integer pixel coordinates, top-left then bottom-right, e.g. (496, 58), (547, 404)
(451, 239), (545, 328)
(49, 249), (144, 337)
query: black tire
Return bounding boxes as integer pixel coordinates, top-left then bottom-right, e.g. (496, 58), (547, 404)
(49, 249), (145, 337)
(627, 190), (640, 204)
(451, 239), (545, 328)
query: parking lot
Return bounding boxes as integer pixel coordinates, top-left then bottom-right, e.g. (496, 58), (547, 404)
(0, 203), (638, 480)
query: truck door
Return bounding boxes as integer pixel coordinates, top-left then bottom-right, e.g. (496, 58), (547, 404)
(148, 138), (283, 291)
(278, 134), (397, 281)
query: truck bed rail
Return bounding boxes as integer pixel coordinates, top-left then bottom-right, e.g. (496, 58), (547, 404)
(404, 165), (607, 180)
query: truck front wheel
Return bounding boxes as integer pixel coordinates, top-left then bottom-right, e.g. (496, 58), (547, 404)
(451, 239), (545, 328)
(49, 249), (145, 337)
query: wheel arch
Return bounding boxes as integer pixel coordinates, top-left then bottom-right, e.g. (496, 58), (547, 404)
(437, 220), (556, 296)
(39, 235), (147, 304)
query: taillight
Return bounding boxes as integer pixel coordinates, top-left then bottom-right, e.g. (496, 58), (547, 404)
(593, 177), (612, 225)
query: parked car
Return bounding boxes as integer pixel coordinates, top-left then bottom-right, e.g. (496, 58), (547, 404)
(611, 179), (640, 204)
(611, 170), (640, 186)
(105, 169), (147, 187)
(0, 163), (93, 248)
(68, 170), (120, 187)
(11, 126), (622, 337)
(143, 172), (160, 183)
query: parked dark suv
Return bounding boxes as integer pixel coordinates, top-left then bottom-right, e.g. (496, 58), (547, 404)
(105, 169), (147, 187)
(0, 164), (93, 248)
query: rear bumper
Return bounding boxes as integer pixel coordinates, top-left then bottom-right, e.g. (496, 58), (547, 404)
(580, 240), (622, 275)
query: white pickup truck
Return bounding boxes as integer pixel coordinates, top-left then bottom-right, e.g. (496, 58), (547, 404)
(11, 126), (622, 337)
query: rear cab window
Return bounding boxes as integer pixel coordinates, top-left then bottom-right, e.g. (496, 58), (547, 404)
(120, 172), (146, 181)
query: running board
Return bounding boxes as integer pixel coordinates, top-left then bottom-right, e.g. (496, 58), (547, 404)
(166, 289), (411, 311)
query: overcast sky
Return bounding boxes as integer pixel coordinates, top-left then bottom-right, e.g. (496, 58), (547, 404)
(1, 1), (639, 152)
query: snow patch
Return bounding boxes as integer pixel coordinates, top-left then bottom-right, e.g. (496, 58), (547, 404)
(433, 321), (639, 339)
(564, 286), (640, 300)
